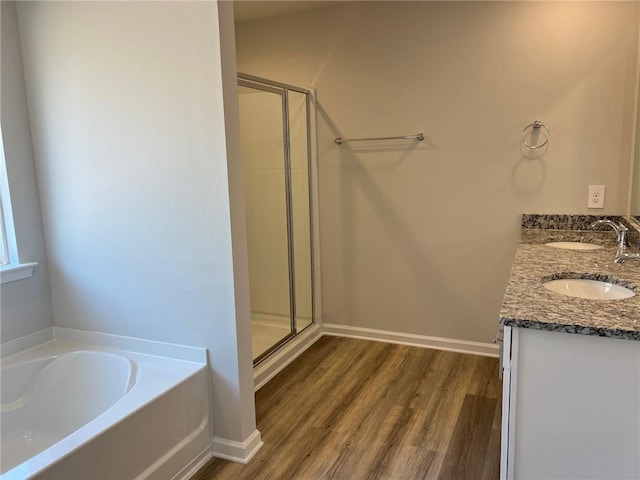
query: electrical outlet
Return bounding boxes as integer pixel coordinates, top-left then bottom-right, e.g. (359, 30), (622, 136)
(588, 185), (605, 209)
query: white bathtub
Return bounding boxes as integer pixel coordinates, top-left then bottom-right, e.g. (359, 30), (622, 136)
(0, 333), (210, 480)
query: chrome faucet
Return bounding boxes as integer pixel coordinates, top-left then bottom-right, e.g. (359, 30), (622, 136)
(614, 252), (640, 264)
(590, 219), (629, 249)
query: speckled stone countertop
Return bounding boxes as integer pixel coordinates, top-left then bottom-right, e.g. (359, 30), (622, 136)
(499, 215), (640, 341)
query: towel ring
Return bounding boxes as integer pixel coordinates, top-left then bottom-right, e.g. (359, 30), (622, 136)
(522, 120), (549, 149)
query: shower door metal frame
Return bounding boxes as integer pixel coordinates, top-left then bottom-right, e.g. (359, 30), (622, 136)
(238, 73), (316, 365)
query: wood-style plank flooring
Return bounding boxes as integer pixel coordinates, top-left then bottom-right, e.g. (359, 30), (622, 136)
(192, 336), (502, 480)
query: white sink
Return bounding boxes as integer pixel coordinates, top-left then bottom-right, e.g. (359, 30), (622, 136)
(544, 242), (604, 251)
(543, 278), (635, 300)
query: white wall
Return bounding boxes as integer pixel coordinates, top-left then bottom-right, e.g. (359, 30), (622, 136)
(0, 1), (53, 343)
(16, 0), (257, 452)
(236, 1), (640, 344)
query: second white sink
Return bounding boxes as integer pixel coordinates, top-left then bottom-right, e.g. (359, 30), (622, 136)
(543, 278), (635, 300)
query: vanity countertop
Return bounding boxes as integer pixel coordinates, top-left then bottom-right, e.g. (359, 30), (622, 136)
(499, 215), (640, 341)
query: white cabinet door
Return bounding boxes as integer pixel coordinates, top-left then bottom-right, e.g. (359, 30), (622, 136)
(506, 328), (640, 480)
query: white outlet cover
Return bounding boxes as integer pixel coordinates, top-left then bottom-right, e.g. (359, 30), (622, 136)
(588, 185), (605, 209)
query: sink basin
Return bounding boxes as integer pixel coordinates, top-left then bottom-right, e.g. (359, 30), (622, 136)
(543, 278), (635, 300)
(544, 242), (604, 251)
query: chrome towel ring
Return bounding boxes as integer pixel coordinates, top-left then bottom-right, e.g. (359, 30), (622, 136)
(522, 120), (549, 149)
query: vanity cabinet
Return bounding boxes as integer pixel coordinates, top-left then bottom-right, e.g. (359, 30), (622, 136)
(500, 326), (640, 479)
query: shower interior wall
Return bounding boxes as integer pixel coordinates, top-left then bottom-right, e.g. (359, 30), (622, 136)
(235, 1), (640, 346)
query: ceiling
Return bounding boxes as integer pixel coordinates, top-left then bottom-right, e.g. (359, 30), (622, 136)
(233, 1), (345, 23)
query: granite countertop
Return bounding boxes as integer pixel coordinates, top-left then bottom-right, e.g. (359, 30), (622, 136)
(499, 215), (640, 341)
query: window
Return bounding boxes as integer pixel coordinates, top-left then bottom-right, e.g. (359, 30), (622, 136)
(0, 196), (10, 266)
(0, 127), (36, 283)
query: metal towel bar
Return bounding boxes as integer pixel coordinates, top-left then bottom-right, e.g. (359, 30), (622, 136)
(335, 133), (424, 145)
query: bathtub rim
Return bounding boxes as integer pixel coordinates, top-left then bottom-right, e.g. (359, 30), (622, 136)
(1, 326), (206, 363)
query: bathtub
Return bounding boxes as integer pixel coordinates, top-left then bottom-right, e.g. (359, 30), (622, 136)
(0, 332), (210, 480)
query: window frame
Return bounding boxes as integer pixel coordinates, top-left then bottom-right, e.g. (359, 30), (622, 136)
(0, 126), (37, 283)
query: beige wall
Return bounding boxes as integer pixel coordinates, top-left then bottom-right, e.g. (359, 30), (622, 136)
(631, 57), (640, 216)
(632, 90), (640, 216)
(236, 1), (639, 343)
(630, 7), (640, 217)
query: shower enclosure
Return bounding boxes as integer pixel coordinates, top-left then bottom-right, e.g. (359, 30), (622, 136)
(237, 74), (315, 363)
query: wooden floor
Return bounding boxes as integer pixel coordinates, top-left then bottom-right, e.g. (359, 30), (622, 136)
(192, 336), (502, 480)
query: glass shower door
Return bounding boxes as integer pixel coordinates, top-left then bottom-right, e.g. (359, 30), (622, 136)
(237, 84), (294, 360)
(287, 90), (313, 333)
(238, 74), (316, 364)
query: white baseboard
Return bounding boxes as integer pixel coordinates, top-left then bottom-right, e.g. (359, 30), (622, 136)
(322, 323), (499, 358)
(210, 430), (263, 464)
(254, 324), (323, 391)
